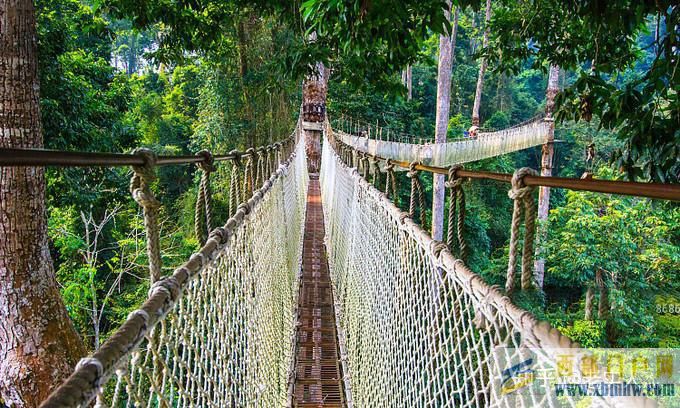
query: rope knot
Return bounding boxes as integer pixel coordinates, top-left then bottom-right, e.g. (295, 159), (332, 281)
(508, 167), (538, 200)
(196, 149), (216, 173)
(131, 148), (162, 282)
(229, 149), (242, 165)
(406, 161), (420, 178)
(445, 165), (464, 189)
(384, 159), (394, 171)
(130, 149), (159, 208)
(430, 241), (448, 258)
(76, 357), (104, 388)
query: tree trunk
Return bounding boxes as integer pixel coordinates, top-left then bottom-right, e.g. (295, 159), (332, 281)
(584, 286), (594, 320)
(406, 65), (412, 100)
(237, 18), (257, 147)
(431, 3), (458, 242)
(471, 0), (491, 126)
(533, 64), (559, 288)
(597, 268), (609, 320)
(0, 0), (86, 405)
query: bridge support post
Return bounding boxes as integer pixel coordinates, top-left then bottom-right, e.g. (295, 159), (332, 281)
(302, 59), (326, 173)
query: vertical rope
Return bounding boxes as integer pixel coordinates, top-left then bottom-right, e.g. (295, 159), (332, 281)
(384, 159), (398, 202)
(406, 161), (425, 226)
(362, 153), (370, 180)
(265, 146), (273, 178)
(370, 155), (379, 186)
(445, 165), (467, 261)
(130, 148), (162, 283)
(255, 147), (264, 188)
(244, 148), (256, 197)
(194, 150), (216, 245)
(505, 167), (538, 294)
(229, 150), (243, 217)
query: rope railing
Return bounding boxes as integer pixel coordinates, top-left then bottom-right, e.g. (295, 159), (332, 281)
(331, 133), (680, 202)
(321, 122), (657, 407)
(0, 143), (290, 167)
(37, 122), (308, 407)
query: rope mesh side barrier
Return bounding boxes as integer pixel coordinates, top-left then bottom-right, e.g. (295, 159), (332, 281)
(40, 133), (308, 408)
(321, 125), (656, 408)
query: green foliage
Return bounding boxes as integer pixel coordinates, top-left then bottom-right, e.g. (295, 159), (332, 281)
(486, 0), (678, 182)
(542, 174), (680, 346)
(558, 320), (607, 348)
(32, 0), (678, 354)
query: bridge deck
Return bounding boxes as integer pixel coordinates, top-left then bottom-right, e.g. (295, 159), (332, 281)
(291, 174), (346, 407)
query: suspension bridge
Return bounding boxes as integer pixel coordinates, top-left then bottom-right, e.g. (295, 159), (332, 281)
(1, 111), (677, 408)
(335, 115), (551, 166)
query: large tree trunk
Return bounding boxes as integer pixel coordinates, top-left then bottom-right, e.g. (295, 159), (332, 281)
(237, 18), (257, 147)
(431, 3), (458, 242)
(471, 0), (491, 126)
(0, 1), (85, 405)
(533, 64), (559, 288)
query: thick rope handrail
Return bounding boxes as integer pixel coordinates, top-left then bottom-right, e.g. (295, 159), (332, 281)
(445, 164), (467, 261)
(41, 131), (307, 408)
(194, 150), (216, 245)
(506, 167), (539, 293)
(130, 148), (162, 283)
(0, 135), (294, 168)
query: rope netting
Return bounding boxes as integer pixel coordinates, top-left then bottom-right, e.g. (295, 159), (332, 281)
(337, 117), (551, 167)
(41, 134), (309, 408)
(320, 125), (655, 408)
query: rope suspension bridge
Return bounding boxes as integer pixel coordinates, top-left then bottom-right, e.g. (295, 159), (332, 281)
(1, 111), (677, 408)
(334, 114), (552, 167)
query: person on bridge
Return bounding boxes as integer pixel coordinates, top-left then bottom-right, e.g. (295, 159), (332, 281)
(468, 125), (479, 139)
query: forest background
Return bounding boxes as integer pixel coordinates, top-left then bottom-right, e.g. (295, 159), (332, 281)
(37, 0), (678, 357)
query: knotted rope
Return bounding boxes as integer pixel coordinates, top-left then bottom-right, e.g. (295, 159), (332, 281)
(130, 148), (162, 283)
(445, 165), (467, 261)
(505, 167), (539, 294)
(229, 150), (243, 217)
(369, 155), (379, 186)
(362, 153), (370, 180)
(194, 150), (216, 245)
(244, 148), (256, 197)
(384, 159), (398, 201)
(255, 147), (266, 187)
(407, 161), (425, 226)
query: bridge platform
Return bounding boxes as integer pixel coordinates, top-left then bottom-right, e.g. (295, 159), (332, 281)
(291, 174), (346, 407)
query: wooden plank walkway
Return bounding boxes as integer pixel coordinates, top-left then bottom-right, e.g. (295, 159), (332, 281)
(291, 174), (346, 407)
